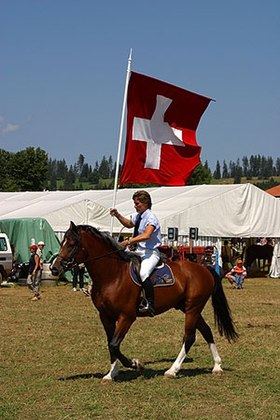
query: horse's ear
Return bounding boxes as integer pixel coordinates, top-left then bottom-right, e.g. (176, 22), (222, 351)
(70, 221), (77, 232)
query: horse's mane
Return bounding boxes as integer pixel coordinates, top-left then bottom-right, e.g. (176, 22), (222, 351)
(76, 224), (138, 263)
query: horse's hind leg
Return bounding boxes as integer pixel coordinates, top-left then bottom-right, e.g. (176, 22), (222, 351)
(196, 314), (222, 374)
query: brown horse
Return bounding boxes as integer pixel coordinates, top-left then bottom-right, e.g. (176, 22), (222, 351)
(51, 222), (238, 381)
(244, 244), (273, 271)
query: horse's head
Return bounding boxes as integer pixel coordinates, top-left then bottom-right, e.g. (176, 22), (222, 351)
(51, 221), (86, 277)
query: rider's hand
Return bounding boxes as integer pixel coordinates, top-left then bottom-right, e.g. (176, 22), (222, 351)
(120, 239), (129, 249)
(110, 208), (118, 217)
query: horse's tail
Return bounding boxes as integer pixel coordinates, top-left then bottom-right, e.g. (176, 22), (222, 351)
(208, 266), (239, 343)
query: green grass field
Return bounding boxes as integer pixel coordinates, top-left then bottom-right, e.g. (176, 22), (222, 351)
(1, 277), (279, 419)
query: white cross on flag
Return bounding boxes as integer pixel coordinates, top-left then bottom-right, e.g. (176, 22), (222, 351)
(120, 72), (213, 186)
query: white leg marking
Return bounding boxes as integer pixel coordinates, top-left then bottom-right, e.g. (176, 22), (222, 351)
(164, 343), (186, 378)
(102, 361), (119, 381)
(209, 343), (223, 374)
(132, 358), (144, 370)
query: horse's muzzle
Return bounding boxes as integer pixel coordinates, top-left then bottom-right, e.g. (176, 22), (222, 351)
(50, 256), (75, 276)
(51, 266), (60, 277)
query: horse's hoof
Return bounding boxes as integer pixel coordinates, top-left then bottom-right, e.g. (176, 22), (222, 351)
(102, 377), (113, 383)
(164, 370), (177, 379)
(132, 358), (144, 371)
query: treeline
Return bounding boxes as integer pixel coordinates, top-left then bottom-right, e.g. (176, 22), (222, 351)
(48, 154), (119, 190)
(0, 147), (279, 192)
(210, 155), (280, 187)
(0, 148), (119, 191)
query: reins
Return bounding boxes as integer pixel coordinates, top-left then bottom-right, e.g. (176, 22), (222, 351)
(83, 247), (122, 263)
(58, 225), (129, 271)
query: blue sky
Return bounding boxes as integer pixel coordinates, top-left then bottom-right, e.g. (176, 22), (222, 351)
(1, 0), (279, 171)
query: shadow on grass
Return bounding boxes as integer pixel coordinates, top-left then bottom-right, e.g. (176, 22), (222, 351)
(58, 373), (104, 381)
(116, 365), (233, 382)
(144, 357), (194, 365)
(58, 363), (232, 383)
(58, 369), (206, 383)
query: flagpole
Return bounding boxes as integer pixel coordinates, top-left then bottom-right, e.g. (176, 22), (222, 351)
(110, 48), (133, 235)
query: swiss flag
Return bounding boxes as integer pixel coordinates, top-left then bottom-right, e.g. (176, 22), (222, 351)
(120, 72), (213, 186)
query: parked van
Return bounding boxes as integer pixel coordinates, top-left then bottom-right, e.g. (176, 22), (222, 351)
(0, 233), (13, 282)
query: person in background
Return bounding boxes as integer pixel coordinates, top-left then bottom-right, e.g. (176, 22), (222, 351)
(27, 245), (42, 301)
(110, 190), (161, 317)
(225, 259), (247, 289)
(37, 241), (45, 267)
(230, 239), (240, 266)
(259, 237), (268, 246)
(221, 240), (233, 273)
(72, 262), (87, 293)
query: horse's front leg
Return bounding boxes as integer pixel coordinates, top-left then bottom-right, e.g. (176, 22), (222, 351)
(99, 313), (119, 381)
(100, 313), (143, 381)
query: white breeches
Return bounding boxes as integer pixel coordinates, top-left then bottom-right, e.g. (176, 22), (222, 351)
(135, 248), (160, 282)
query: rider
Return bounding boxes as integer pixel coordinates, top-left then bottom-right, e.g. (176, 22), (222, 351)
(110, 190), (161, 317)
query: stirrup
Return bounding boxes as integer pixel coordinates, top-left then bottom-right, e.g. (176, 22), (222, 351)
(139, 300), (149, 312)
(138, 301), (155, 317)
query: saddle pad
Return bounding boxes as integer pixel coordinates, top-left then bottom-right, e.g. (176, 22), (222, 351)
(130, 263), (175, 287)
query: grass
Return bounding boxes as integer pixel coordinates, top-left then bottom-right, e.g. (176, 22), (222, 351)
(0, 277), (279, 419)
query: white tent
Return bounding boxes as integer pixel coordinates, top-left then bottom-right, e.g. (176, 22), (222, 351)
(151, 184), (280, 238)
(268, 240), (280, 278)
(0, 191), (112, 235)
(0, 184), (280, 238)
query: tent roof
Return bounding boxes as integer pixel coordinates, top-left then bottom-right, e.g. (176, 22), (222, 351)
(0, 191), (111, 232)
(0, 184), (279, 238)
(266, 184), (280, 197)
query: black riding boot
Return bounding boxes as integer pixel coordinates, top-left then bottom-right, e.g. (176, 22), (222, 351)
(140, 277), (155, 317)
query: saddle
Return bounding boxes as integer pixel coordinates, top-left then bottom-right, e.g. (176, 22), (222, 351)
(129, 257), (175, 288)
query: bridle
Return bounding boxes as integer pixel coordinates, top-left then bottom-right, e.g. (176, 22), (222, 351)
(54, 230), (85, 271)
(55, 229), (122, 271)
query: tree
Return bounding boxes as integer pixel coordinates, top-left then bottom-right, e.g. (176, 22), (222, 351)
(88, 162), (100, 184)
(188, 164), (212, 185)
(222, 160), (229, 178)
(99, 156), (110, 179)
(261, 156), (273, 178)
(233, 163), (242, 184)
(49, 174), (57, 190)
(213, 160), (221, 179)
(275, 158), (280, 176)
(63, 166), (76, 190)
(242, 156), (249, 177)
(0, 149), (12, 191)
(80, 163), (90, 181)
(249, 155), (261, 177)
(56, 159), (68, 179)
(228, 160), (234, 178)
(108, 155), (113, 178)
(204, 160), (210, 171)
(10, 147), (48, 191)
(76, 154), (85, 176)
